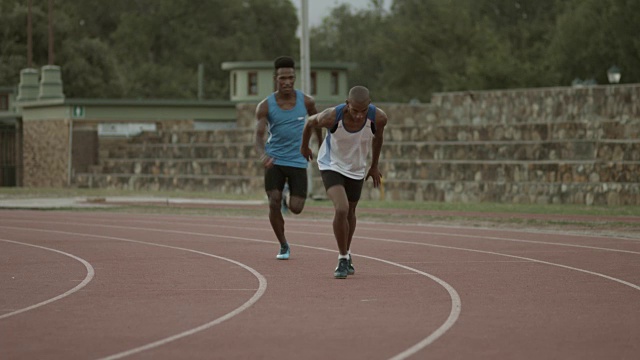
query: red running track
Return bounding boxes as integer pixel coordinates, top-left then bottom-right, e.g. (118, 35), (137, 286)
(1, 210), (639, 359)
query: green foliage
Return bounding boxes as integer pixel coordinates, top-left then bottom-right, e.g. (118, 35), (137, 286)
(58, 38), (122, 98)
(547, 0), (640, 85)
(1, 0), (298, 99)
(0, 2), (49, 86)
(310, 0), (638, 101)
(1, 0), (638, 101)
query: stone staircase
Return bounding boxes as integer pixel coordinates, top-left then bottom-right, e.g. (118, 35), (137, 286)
(374, 119), (639, 204)
(73, 88), (640, 205)
(75, 128), (265, 194)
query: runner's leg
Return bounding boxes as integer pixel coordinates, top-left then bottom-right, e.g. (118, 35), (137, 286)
(286, 166), (308, 215)
(265, 166), (287, 246)
(326, 185), (350, 256)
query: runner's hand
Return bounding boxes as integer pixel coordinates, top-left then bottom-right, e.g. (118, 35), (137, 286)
(365, 167), (382, 188)
(260, 154), (274, 168)
(300, 147), (313, 161)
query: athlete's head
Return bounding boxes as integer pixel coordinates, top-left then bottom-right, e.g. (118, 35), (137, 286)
(346, 86), (371, 121)
(273, 56), (296, 94)
(274, 56), (295, 71)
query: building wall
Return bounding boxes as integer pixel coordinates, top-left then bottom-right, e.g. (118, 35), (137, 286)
(22, 119), (70, 187)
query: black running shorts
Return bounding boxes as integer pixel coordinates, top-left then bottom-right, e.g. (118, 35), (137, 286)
(264, 165), (308, 198)
(320, 170), (364, 202)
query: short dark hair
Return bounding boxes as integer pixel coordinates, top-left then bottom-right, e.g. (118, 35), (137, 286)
(348, 86), (370, 103)
(274, 56), (295, 70)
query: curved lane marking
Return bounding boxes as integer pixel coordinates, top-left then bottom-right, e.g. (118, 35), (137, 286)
(4, 215), (640, 357)
(97, 244), (268, 360)
(3, 215), (638, 358)
(88, 214), (640, 242)
(0, 224), (460, 360)
(353, 235), (640, 292)
(218, 221), (640, 255)
(0, 227), (268, 360)
(0, 238), (95, 320)
(355, 253), (461, 360)
(32, 216), (639, 255)
(356, 227), (640, 255)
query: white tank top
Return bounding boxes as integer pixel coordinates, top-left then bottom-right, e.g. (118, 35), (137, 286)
(317, 104), (377, 180)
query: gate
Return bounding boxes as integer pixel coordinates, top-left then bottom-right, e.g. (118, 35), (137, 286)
(0, 122), (20, 187)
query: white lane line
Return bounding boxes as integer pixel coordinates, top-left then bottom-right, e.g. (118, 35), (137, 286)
(259, 222), (640, 255)
(18, 216), (637, 255)
(3, 215), (638, 359)
(354, 234), (640, 292)
(97, 249), (267, 360)
(344, 219), (640, 242)
(356, 253), (461, 360)
(66, 213), (640, 242)
(0, 226), (268, 360)
(358, 228), (640, 255)
(5, 213), (638, 245)
(401, 260), (531, 264)
(139, 288), (258, 291)
(0, 238), (95, 320)
(0, 224), (461, 360)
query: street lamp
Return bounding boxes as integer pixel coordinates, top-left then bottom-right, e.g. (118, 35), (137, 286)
(607, 65), (621, 84)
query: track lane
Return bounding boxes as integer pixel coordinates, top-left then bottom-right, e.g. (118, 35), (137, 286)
(1, 211), (639, 359)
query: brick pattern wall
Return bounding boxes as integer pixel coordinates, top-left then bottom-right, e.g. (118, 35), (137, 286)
(23, 119), (70, 187)
(69, 85), (640, 205)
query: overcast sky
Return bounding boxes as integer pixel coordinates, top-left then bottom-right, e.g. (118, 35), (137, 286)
(291, 0), (390, 27)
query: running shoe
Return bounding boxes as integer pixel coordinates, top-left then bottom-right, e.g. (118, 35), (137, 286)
(334, 258), (349, 279)
(281, 184), (290, 214)
(348, 254), (355, 275)
(281, 197), (289, 214)
(276, 244), (290, 260)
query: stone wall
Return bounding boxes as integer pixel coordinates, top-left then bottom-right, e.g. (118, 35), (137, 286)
(74, 126), (263, 194)
(23, 119), (70, 187)
(72, 86), (640, 205)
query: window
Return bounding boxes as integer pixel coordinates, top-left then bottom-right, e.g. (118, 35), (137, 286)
(330, 71), (339, 95)
(248, 72), (258, 95)
(310, 71), (317, 95)
(232, 72), (237, 97)
(0, 94), (8, 111)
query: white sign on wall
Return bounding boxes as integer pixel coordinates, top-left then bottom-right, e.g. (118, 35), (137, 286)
(98, 123), (157, 137)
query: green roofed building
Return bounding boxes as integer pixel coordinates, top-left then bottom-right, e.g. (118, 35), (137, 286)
(221, 61), (355, 104)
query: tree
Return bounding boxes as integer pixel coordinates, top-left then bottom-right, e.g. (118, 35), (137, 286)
(58, 38), (122, 98)
(546, 0), (640, 85)
(0, 2), (49, 87)
(3, 0), (638, 100)
(467, 0), (563, 88)
(108, 0), (299, 99)
(310, 2), (390, 99)
(1, 0), (299, 99)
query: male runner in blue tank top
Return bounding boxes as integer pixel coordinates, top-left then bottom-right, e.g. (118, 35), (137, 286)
(255, 56), (322, 260)
(301, 86), (388, 278)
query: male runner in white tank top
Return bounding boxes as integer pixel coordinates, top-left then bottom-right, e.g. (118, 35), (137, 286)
(301, 86), (388, 279)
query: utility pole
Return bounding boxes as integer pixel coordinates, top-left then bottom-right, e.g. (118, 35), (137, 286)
(27, 0), (33, 67)
(300, 0), (310, 95)
(48, 0), (54, 65)
(299, 0), (314, 197)
(198, 64), (204, 100)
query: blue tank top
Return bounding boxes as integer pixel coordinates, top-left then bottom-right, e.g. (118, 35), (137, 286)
(265, 90), (308, 168)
